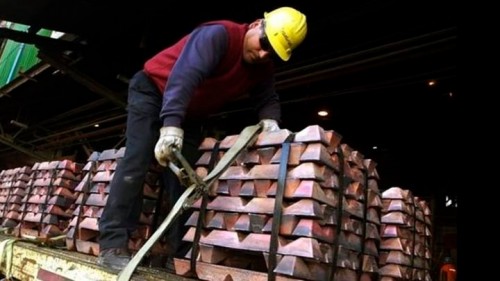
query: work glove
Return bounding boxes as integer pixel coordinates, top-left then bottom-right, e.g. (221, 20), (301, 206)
(154, 126), (184, 167)
(261, 119), (280, 132)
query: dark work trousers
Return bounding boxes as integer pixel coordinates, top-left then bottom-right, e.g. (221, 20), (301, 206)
(98, 70), (203, 258)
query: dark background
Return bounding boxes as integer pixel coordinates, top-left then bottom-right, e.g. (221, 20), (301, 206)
(1, 1), (458, 260)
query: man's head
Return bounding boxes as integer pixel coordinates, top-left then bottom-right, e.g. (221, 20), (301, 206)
(244, 7), (307, 64)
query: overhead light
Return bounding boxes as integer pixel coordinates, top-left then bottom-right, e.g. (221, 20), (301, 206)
(318, 110), (328, 117)
(94, 124), (100, 128)
(428, 80), (436, 86)
(10, 120), (28, 129)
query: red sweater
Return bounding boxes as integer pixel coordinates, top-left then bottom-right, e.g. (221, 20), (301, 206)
(143, 20), (279, 127)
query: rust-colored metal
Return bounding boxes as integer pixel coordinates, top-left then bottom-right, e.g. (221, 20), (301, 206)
(382, 199), (411, 213)
(380, 237), (411, 254)
(380, 224), (412, 239)
(255, 129), (293, 147)
(299, 143), (337, 170)
(361, 254), (379, 272)
(175, 258), (301, 281)
(382, 187), (413, 202)
(294, 125), (330, 146)
(378, 264), (412, 279)
(270, 143), (306, 166)
(381, 211), (409, 225)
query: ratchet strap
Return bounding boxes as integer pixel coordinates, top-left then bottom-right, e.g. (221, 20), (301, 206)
(118, 123), (262, 281)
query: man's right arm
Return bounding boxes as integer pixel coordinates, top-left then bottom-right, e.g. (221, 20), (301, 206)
(160, 25), (228, 127)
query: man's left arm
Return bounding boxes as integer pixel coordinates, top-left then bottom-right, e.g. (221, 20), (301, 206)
(249, 75), (281, 132)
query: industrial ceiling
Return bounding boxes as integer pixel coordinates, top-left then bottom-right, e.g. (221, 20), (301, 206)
(0, 0), (457, 197)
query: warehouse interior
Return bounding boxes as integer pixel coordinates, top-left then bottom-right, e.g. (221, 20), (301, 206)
(0, 0), (458, 274)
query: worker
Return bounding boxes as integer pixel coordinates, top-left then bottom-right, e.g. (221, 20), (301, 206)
(439, 256), (457, 281)
(97, 6), (308, 271)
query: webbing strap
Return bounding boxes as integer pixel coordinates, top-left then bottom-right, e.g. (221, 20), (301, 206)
(189, 141), (221, 276)
(117, 123), (262, 281)
(267, 134), (294, 281)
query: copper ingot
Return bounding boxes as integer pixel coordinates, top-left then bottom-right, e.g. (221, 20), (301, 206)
(378, 264), (411, 279)
(382, 199), (410, 214)
(218, 134), (240, 149)
(365, 223), (380, 240)
(247, 164), (280, 180)
(44, 204), (70, 217)
(7, 203), (21, 212)
(42, 213), (61, 225)
(82, 193), (108, 207)
(199, 244), (229, 264)
(361, 254), (379, 272)
(382, 187), (413, 202)
(345, 181), (365, 201)
(367, 189), (382, 208)
(79, 217), (99, 231)
(142, 183), (159, 199)
(299, 143), (337, 170)
(287, 163), (325, 181)
(92, 170), (112, 182)
(380, 237), (410, 254)
(274, 215), (335, 243)
(254, 129), (293, 147)
(233, 213), (251, 232)
(211, 211), (240, 230)
(363, 159), (377, 175)
(283, 199), (323, 218)
(272, 255), (313, 280)
(381, 211), (409, 225)
(51, 187), (77, 199)
(12, 180), (27, 188)
(287, 180), (337, 207)
(254, 147), (277, 165)
(41, 224), (63, 237)
(365, 208), (380, 225)
(76, 239), (99, 256)
(219, 166), (250, 180)
(195, 137), (217, 151)
(380, 224), (412, 239)
(195, 151), (213, 166)
(96, 160), (113, 172)
(270, 143), (305, 166)
(5, 211), (19, 220)
(279, 237), (332, 262)
(48, 195), (73, 208)
(183, 228), (331, 262)
(334, 246), (359, 269)
(82, 161), (94, 172)
(174, 258), (299, 281)
(74, 173), (91, 192)
(363, 239), (378, 256)
(56, 169), (79, 181)
(239, 180), (257, 197)
(333, 268), (358, 281)
(82, 206), (101, 218)
(343, 198), (364, 219)
(294, 125), (329, 146)
(8, 194), (22, 204)
(324, 130), (342, 150)
(367, 179), (379, 193)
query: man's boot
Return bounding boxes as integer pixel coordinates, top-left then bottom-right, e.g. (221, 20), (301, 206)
(97, 248), (131, 270)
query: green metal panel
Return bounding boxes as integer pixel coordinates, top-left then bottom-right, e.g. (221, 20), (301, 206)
(0, 23), (52, 88)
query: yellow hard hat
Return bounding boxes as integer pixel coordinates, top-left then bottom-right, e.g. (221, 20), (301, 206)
(264, 7), (307, 61)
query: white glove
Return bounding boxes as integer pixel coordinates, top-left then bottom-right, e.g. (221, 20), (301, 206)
(154, 126), (184, 167)
(261, 119), (280, 132)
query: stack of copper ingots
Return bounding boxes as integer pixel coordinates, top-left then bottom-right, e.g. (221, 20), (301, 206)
(0, 166), (32, 228)
(65, 147), (169, 264)
(10, 160), (82, 239)
(174, 125), (383, 281)
(379, 187), (433, 280)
